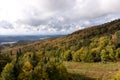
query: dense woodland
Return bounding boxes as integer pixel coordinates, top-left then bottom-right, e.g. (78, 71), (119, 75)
(1, 19), (120, 80)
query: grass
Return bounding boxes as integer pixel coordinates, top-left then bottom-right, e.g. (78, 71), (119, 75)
(64, 62), (120, 80)
(68, 73), (96, 80)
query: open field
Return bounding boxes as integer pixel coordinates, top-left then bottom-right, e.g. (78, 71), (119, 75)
(64, 62), (120, 80)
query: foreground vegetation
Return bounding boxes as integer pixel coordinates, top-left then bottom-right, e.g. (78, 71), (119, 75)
(0, 51), (69, 80)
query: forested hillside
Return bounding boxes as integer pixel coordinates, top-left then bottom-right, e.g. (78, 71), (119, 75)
(1, 19), (120, 80)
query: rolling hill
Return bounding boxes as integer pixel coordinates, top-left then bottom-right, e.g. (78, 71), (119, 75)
(1, 19), (120, 80)
(1, 19), (120, 56)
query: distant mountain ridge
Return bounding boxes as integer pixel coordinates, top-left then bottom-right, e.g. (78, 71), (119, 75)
(0, 35), (64, 43)
(0, 35), (64, 51)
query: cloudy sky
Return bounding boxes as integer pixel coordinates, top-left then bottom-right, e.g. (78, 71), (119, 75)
(0, 0), (120, 35)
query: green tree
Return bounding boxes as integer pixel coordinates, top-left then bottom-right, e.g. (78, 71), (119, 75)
(107, 47), (116, 61)
(90, 48), (101, 62)
(114, 30), (120, 47)
(45, 62), (68, 80)
(33, 65), (49, 80)
(73, 51), (81, 62)
(79, 47), (89, 62)
(63, 50), (72, 61)
(116, 48), (120, 59)
(1, 63), (15, 80)
(100, 49), (109, 62)
(99, 36), (109, 48)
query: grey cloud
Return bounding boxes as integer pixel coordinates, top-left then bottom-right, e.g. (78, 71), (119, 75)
(17, 18), (47, 27)
(46, 0), (75, 11)
(23, 0), (120, 26)
(1, 0), (120, 35)
(0, 21), (13, 29)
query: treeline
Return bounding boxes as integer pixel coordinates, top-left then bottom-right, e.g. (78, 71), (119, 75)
(62, 31), (120, 62)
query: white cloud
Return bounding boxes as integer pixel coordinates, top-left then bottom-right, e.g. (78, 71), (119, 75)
(0, 0), (120, 35)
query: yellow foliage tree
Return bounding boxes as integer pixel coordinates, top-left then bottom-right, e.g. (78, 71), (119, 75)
(18, 61), (33, 80)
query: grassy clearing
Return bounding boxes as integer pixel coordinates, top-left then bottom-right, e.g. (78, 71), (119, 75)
(64, 62), (120, 80)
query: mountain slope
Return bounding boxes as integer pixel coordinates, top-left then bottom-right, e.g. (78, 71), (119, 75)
(1, 19), (120, 80)
(2, 19), (120, 62)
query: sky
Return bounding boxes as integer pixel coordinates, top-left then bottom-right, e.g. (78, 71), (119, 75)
(0, 0), (120, 35)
